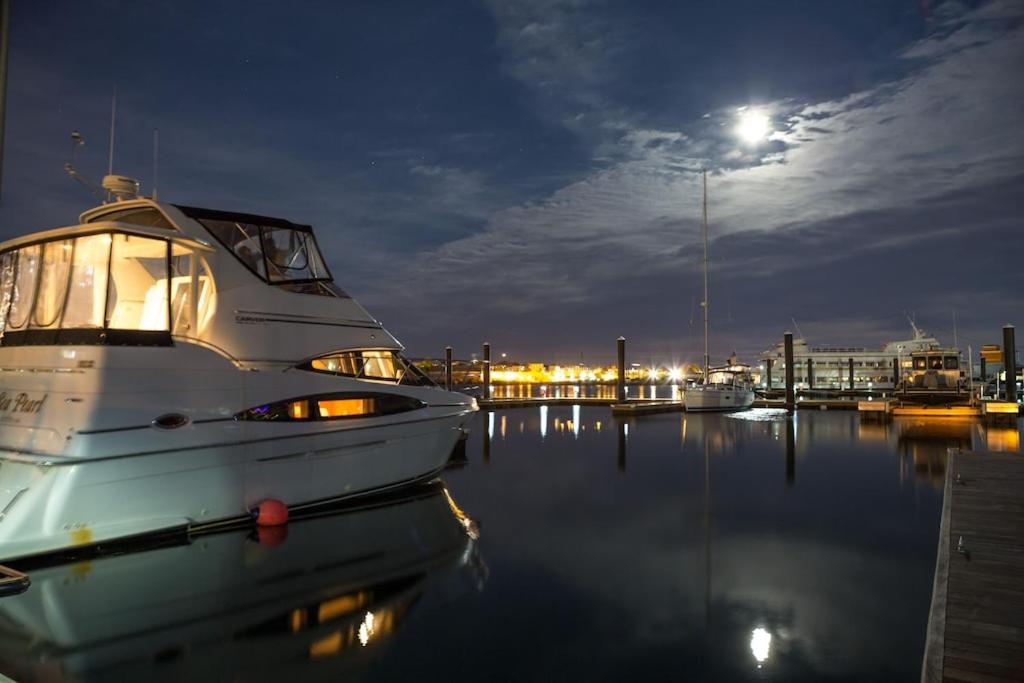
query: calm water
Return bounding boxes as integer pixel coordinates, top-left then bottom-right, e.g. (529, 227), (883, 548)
(0, 409), (1020, 682)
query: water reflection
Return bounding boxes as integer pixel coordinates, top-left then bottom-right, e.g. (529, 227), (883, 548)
(0, 483), (483, 682)
(454, 407), (1020, 680)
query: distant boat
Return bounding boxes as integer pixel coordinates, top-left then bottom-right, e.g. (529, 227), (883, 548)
(683, 172), (754, 412)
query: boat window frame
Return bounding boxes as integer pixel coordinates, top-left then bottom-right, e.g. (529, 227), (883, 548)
(0, 228), (178, 347)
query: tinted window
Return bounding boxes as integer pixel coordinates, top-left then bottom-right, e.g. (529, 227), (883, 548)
(944, 356), (959, 370)
(199, 219), (267, 279)
(304, 350), (436, 386)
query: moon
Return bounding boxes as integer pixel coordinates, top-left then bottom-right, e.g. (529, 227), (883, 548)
(736, 110), (770, 144)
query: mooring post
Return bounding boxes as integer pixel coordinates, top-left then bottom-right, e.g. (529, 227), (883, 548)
(482, 342), (491, 399)
(765, 358), (773, 390)
(784, 332), (795, 411)
(1003, 325), (1017, 403)
(616, 336), (626, 402)
(892, 357), (899, 387)
(807, 357), (814, 390)
(444, 346), (453, 391)
(848, 357), (854, 391)
(980, 356), (987, 397)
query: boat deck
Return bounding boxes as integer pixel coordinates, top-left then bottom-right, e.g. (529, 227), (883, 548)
(923, 449), (1024, 682)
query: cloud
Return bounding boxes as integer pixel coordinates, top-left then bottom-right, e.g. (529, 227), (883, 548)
(369, 0), (1024, 356)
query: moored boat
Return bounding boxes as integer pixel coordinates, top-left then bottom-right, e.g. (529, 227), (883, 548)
(0, 185), (476, 561)
(682, 171), (754, 413)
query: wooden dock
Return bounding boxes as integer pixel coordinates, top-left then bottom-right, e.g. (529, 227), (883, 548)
(922, 449), (1024, 682)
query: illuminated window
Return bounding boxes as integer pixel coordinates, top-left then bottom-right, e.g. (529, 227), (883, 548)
(5, 244), (40, 330)
(63, 234), (111, 329)
(31, 240), (73, 329)
(318, 398), (375, 418)
(236, 393), (423, 421)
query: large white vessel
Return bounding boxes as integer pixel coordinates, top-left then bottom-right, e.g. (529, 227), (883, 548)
(758, 321), (955, 391)
(0, 193), (476, 561)
(683, 172), (754, 413)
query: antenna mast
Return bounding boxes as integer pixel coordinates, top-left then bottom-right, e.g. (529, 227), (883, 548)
(701, 169), (710, 380)
(106, 84), (116, 202)
(151, 128), (159, 200)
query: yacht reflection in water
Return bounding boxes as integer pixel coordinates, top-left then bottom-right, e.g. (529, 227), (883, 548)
(0, 482), (485, 682)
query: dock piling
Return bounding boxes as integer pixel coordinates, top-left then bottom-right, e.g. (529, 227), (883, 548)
(616, 336), (626, 402)
(444, 346), (453, 391)
(766, 358), (773, 389)
(784, 332), (795, 411)
(482, 342), (491, 399)
(808, 357), (814, 390)
(848, 357), (854, 391)
(1003, 325), (1016, 403)
(893, 357), (899, 388)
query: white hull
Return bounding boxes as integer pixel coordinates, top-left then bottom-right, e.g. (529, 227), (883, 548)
(684, 386), (755, 412)
(0, 345), (476, 562)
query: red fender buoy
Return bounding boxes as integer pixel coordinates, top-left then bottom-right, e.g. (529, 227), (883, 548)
(254, 499), (289, 526)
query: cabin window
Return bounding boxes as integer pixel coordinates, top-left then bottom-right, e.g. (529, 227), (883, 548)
(317, 398), (375, 418)
(944, 356), (959, 370)
(63, 234), (110, 328)
(5, 244), (40, 330)
(87, 207), (176, 231)
(107, 234), (169, 330)
(913, 357), (927, 370)
(0, 231), (213, 346)
(928, 356), (943, 370)
(169, 245), (215, 336)
(30, 240), (74, 329)
(236, 393), (424, 421)
(302, 350), (436, 386)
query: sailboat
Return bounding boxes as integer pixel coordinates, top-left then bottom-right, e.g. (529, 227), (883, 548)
(683, 171), (755, 412)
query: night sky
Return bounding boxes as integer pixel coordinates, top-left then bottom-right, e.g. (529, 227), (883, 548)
(1, 1), (1021, 365)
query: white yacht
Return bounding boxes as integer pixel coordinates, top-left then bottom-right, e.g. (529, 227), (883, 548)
(683, 171), (754, 413)
(0, 188), (477, 561)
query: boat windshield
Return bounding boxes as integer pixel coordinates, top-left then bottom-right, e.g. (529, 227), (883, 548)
(706, 370), (737, 386)
(176, 205), (344, 296)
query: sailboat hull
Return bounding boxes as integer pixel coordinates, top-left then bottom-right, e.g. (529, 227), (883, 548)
(684, 387), (755, 412)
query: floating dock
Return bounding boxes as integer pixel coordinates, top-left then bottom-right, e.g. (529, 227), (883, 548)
(859, 400), (1020, 423)
(922, 449), (1024, 682)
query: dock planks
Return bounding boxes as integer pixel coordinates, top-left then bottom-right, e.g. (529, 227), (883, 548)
(923, 449), (1024, 682)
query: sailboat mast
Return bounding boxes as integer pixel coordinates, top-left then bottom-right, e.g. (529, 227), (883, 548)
(702, 169), (710, 380)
